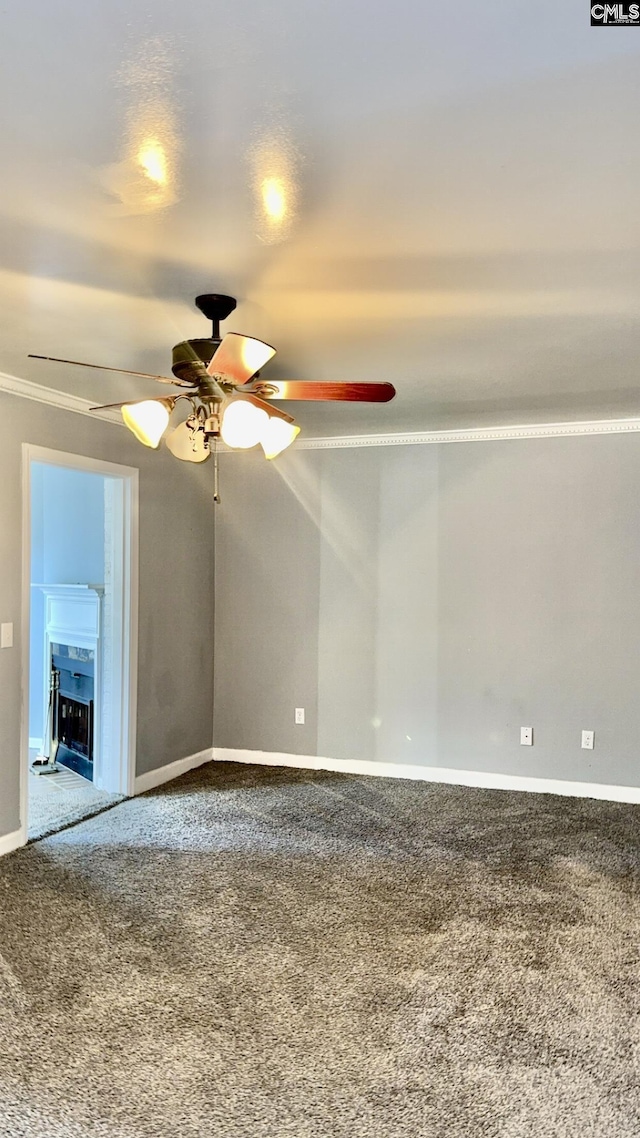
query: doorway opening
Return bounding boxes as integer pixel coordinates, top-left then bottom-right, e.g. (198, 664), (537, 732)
(21, 446), (138, 842)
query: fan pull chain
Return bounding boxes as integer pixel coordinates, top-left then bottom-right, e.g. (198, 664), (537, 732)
(212, 438), (221, 504)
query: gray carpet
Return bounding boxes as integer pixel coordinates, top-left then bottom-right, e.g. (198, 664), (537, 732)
(1, 761), (640, 1137)
(28, 766), (122, 842)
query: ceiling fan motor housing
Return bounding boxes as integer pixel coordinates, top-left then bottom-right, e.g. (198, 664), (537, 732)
(171, 338), (220, 385)
(171, 294), (239, 384)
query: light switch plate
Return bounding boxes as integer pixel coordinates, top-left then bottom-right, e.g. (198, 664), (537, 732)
(1, 622), (13, 648)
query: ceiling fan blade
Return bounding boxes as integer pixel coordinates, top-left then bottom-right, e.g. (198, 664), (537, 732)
(250, 381), (396, 402)
(28, 354), (194, 387)
(89, 401), (134, 412)
(236, 392), (295, 422)
(207, 333), (276, 385)
(89, 396), (175, 412)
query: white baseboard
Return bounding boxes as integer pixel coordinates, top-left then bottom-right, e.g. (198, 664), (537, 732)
(212, 748), (640, 805)
(0, 828), (26, 859)
(134, 748), (214, 795)
(29, 737), (43, 752)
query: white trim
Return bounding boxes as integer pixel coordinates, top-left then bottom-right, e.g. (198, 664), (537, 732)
(0, 829), (26, 859)
(296, 416), (640, 449)
(134, 748), (214, 795)
(0, 371), (121, 424)
(19, 448), (30, 847)
(21, 445), (139, 841)
(103, 472), (139, 798)
(4, 371), (640, 449)
(213, 748), (640, 805)
(22, 444), (137, 480)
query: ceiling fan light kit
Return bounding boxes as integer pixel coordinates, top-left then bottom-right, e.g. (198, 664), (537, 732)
(165, 417), (211, 463)
(121, 398), (174, 448)
(220, 398), (269, 449)
(260, 417), (301, 459)
(28, 293), (396, 500)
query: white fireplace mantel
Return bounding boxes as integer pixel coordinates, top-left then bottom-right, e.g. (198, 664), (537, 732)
(34, 584), (104, 653)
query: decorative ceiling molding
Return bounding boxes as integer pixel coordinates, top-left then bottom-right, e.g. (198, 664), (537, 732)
(3, 370), (640, 448)
(296, 417), (640, 449)
(0, 370), (121, 425)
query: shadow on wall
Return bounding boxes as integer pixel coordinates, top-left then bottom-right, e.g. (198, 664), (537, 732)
(213, 434), (640, 789)
(214, 445), (439, 764)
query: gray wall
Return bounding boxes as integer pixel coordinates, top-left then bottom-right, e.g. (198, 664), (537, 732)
(0, 391), (215, 838)
(214, 435), (640, 788)
(213, 449), (321, 756)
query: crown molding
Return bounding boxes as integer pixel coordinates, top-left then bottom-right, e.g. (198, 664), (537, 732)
(296, 416), (640, 449)
(3, 370), (640, 448)
(0, 370), (121, 425)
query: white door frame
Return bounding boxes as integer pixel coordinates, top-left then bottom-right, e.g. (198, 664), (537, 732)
(20, 444), (139, 841)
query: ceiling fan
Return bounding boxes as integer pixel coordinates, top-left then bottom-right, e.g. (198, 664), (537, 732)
(29, 293), (396, 498)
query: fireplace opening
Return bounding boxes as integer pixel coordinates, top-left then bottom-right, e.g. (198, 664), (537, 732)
(51, 643), (95, 781)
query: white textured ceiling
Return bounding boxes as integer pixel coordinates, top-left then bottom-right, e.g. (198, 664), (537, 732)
(2, 0), (640, 433)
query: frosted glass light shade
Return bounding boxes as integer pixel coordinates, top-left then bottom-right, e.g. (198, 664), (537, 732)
(122, 400), (171, 448)
(220, 399), (269, 449)
(260, 417), (300, 459)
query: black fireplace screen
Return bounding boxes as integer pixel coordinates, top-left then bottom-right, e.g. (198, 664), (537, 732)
(56, 694), (94, 759)
(50, 643), (95, 779)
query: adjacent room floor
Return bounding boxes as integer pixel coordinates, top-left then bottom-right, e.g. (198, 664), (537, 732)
(28, 759), (122, 842)
(2, 761), (640, 1137)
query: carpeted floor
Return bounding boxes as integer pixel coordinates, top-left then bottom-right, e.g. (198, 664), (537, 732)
(28, 764), (122, 842)
(2, 761), (640, 1137)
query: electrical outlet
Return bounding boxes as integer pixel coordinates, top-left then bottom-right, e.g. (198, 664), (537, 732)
(0, 623), (13, 649)
(581, 730), (595, 751)
(520, 727), (533, 746)
(295, 707), (305, 725)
